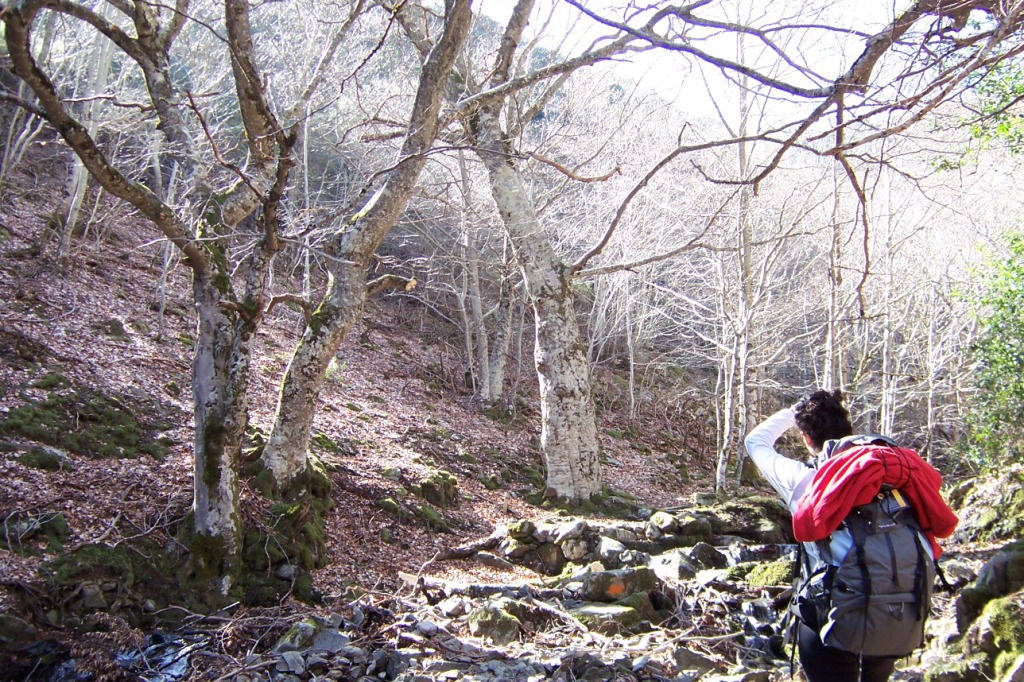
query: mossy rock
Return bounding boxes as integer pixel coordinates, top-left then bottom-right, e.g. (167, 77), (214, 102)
(17, 447), (71, 471)
(31, 373), (69, 390)
(745, 558), (795, 587)
(415, 504), (449, 532)
(694, 497), (793, 544)
(415, 469), (458, 509)
(571, 602), (642, 635)
(1, 512), (70, 554)
(47, 542), (160, 590)
(467, 601), (521, 644)
(0, 386), (171, 460)
(982, 596), (1024, 680)
(311, 431), (342, 454)
(951, 467), (1024, 545)
(93, 318), (126, 337)
(922, 654), (990, 682)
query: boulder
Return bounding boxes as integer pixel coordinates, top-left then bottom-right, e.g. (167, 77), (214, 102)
(570, 603), (642, 635)
(578, 567), (657, 602)
(649, 549), (698, 582)
(467, 601), (521, 644)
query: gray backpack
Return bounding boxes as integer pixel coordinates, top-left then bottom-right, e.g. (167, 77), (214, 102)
(793, 435), (935, 658)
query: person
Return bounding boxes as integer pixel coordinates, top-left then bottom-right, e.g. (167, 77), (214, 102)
(743, 389), (902, 682)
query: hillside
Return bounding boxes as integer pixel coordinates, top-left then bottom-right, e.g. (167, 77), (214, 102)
(2, 152), (1023, 682)
(0, 151), (716, 671)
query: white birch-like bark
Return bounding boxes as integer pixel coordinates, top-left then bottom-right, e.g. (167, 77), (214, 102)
(473, 116), (602, 499)
(261, 0), (473, 487)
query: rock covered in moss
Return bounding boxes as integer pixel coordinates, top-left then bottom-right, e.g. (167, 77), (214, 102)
(570, 602), (642, 635)
(949, 466), (1024, 545)
(467, 600), (521, 644)
(416, 469), (458, 509)
(579, 567), (657, 602)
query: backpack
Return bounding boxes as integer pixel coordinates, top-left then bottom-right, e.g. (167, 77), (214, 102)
(791, 435), (936, 658)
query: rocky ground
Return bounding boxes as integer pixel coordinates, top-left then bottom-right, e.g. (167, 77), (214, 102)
(0, 151), (1023, 681)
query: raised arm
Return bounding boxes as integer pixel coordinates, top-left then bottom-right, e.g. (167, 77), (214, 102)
(744, 408), (813, 510)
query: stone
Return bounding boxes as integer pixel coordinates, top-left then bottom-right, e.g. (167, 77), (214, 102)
(532, 522), (558, 543)
(273, 618), (318, 653)
(649, 511), (679, 534)
(275, 564), (297, 580)
(535, 542), (567, 574)
(561, 538), (589, 561)
(474, 551), (515, 569)
(79, 582), (108, 610)
(570, 603), (641, 635)
(498, 537), (533, 559)
(0, 613), (37, 644)
(686, 542), (728, 569)
(438, 596), (467, 618)
(416, 620), (439, 636)
(310, 629), (350, 653)
(507, 519), (536, 539)
(673, 647), (718, 674)
(649, 550), (698, 582)
(599, 526), (638, 544)
(555, 520), (589, 543)
(277, 651), (306, 674)
(598, 536), (627, 567)
(467, 602), (521, 644)
(579, 567), (658, 602)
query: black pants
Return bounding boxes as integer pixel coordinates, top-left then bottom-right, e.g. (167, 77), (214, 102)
(798, 623), (897, 682)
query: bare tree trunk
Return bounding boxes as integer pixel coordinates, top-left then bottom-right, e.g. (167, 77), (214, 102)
(60, 3), (114, 266)
(190, 279), (247, 586)
(473, 130), (602, 499)
(261, 0), (473, 488)
(485, 271), (516, 407)
(458, 151), (492, 402)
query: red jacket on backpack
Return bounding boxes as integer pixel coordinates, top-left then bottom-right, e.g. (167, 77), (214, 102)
(792, 444), (958, 557)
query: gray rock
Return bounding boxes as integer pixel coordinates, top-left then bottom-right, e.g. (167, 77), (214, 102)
(686, 542), (728, 569)
(310, 628), (349, 653)
(673, 647), (718, 674)
(561, 538), (589, 561)
(498, 537), (533, 559)
(532, 522), (558, 543)
(277, 651), (306, 674)
(416, 619), (439, 636)
(598, 537), (627, 567)
(79, 582), (108, 610)
(649, 511), (679, 534)
(275, 564), (297, 580)
(0, 613), (37, 643)
(649, 550), (698, 582)
(438, 596), (467, 618)
(600, 525), (638, 544)
(536, 542), (567, 574)
(555, 520), (589, 543)
(474, 551), (515, 569)
(467, 601), (521, 644)
(273, 618), (317, 653)
(578, 566), (658, 602)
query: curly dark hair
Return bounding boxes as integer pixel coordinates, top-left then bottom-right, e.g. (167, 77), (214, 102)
(794, 389), (854, 451)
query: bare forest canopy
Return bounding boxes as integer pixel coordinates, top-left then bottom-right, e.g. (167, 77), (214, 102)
(2, 0), (1024, 596)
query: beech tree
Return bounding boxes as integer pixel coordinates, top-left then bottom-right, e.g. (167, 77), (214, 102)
(1, 0), (473, 591)
(258, 0), (473, 488)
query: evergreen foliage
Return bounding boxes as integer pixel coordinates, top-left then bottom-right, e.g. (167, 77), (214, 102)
(970, 234), (1024, 464)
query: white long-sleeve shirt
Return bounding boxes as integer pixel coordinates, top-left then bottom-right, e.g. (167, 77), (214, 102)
(743, 407), (815, 513)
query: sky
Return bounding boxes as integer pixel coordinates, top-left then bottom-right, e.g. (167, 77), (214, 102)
(474, 0), (904, 122)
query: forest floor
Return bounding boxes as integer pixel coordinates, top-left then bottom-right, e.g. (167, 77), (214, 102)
(0, 150), (751, 677)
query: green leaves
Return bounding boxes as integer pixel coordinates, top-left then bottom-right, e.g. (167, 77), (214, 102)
(969, 233), (1024, 464)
